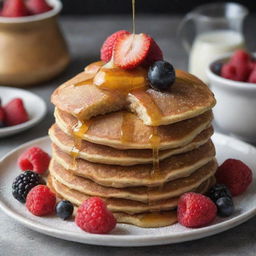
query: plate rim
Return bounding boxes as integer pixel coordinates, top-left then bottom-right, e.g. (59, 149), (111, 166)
(0, 133), (256, 247)
(0, 86), (47, 135)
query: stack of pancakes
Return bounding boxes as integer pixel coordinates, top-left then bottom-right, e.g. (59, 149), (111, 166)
(48, 61), (217, 228)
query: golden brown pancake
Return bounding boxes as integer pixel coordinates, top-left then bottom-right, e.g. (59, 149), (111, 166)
(55, 108), (213, 150)
(48, 175), (215, 228)
(52, 140), (215, 188)
(52, 62), (215, 126)
(49, 124), (213, 165)
(49, 159), (217, 203)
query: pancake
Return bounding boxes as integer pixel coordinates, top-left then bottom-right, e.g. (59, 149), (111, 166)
(49, 174), (213, 215)
(47, 175), (178, 228)
(55, 108), (213, 150)
(49, 124), (213, 165)
(49, 159), (217, 203)
(52, 140), (215, 188)
(52, 62), (215, 126)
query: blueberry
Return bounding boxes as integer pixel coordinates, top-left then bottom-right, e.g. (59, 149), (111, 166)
(208, 184), (232, 203)
(56, 200), (74, 220)
(148, 60), (176, 91)
(216, 197), (234, 217)
(211, 62), (223, 75)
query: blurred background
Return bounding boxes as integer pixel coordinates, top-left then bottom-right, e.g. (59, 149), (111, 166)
(60, 0), (256, 14)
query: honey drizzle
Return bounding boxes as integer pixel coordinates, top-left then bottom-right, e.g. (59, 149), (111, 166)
(70, 120), (91, 167)
(132, 0), (136, 34)
(130, 89), (163, 126)
(121, 112), (134, 143)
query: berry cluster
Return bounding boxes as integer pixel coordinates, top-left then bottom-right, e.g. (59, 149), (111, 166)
(0, 98), (29, 128)
(101, 30), (176, 92)
(1, 0), (52, 17)
(213, 50), (256, 83)
(177, 158), (253, 228)
(13, 146), (116, 234)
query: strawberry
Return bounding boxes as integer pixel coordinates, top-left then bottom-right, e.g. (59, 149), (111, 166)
(113, 33), (151, 69)
(1, 0), (30, 17)
(26, 0), (52, 15)
(100, 30), (130, 63)
(142, 38), (163, 67)
(4, 98), (29, 126)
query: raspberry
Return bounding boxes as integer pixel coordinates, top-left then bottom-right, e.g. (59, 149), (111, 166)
(26, 185), (56, 216)
(1, 0), (30, 17)
(18, 147), (51, 174)
(215, 159), (253, 196)
(142, 38), (163, 67)
(100, 30), (130, 63)
(177, 192), (217, 228)
(3, 98), (29, 126)
(26, 0), (52, 14)
(75, 197), (116, 234)
(229, 50), (251, 81)
(12, 171), (45, 203)
(221, 64), (239, 81)
(230, 50), (250, 65)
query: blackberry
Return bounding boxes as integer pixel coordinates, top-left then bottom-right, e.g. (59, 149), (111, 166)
(12, 171), (45, 203)
(56, 200), (74, 220)
(208, 184), (232, 203)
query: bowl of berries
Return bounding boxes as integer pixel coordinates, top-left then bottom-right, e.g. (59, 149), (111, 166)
(206, 50), (256, 143)
(0, 0), (70, 87)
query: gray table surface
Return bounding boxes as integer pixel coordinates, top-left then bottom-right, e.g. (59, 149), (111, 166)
(0, 15), (256, 256)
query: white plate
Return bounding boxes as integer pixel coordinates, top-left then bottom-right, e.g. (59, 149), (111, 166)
(0, 133), (256, 247)
(0, 86), (47, 138)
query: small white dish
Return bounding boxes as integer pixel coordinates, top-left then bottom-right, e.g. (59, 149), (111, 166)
(0, 133), (255, 247)
(0, 86), (47, 138)
(206, 53), (256, 143)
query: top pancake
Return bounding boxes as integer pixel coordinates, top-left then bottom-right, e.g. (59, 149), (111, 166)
(51, 62), (216, 126)
(55, 108), (213, 150)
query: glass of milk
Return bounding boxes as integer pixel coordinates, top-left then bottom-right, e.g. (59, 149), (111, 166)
(178, 3), (248, 83)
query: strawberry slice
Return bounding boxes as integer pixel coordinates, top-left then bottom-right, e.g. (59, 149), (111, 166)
(26, 0), (52, 15)
(100, 30), (131, 63)
(1, 0), (30, 17)
(113, 33), (151, 70)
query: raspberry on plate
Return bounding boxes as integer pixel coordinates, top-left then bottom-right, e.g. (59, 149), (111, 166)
(215, 159), (253, 196)
(26, 185), (56, 216)
(3, 98), (29, 126)
(100, 30), (130, 63)
(177, 192), (217, 228)
(1, 0), (30, 17)
(18, 147), (51, 174)
(26, 0), (52, 15)
(75, 197), (116, 234)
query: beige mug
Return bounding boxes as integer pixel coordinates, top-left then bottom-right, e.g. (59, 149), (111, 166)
(0, 0), (70, 87)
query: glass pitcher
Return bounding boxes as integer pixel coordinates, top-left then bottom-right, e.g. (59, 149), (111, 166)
(178, 2), (248, 83)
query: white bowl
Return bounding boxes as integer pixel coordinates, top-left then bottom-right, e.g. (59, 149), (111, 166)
(0, 86), (47, 138)
(206, 54), (256, 143)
